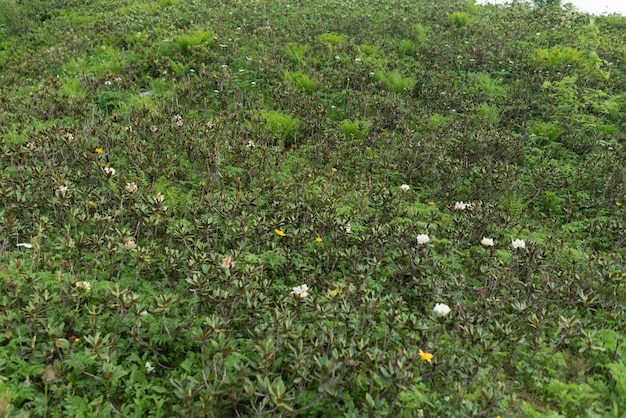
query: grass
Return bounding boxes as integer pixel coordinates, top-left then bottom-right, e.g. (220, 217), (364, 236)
(1, 0), (626, 416)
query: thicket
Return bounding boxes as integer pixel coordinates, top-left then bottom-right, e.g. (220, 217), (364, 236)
(1, 0), (625, 416)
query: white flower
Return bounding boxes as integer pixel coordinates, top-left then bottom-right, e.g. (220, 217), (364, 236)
(155, 193), (165, 203)
(454, 201), (473, 210)
(145, 362), (155, 373)
(417, 234), (430, 245)
(57, 185), (69, 193)
(140, 310), (149, 316)
(400, 184), (410, 192)
(343, 223), (352, 234)
(433, 303), (451, 317)
(512, 239), (526, 249)
(481, 237), (494, 247)
(104, 167), (116, 176)
(246, 140), (255, 148)
(75, 281), (91, 292)
(104, 80), (112, 86)
(126, 182), (137, 193)
(16, 243), (33, 249)
(291, 284), (309, 299)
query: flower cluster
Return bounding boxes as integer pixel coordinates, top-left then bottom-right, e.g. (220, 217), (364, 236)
(75, 281), (92, 292)
(433, 303), (451, 317)
(454, 201), (473, 210)
(291, 284), (309, 299)
(126, 182), (138, 193)
(511, 239), (526, 249)
(417, 234), (430, 245)
(481, 237), (494, 247)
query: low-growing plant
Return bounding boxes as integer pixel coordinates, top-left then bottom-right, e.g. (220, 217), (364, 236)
(339, 119), (371, 140)
(397, 39), (417, 57)
(284, 70), (318, 92)
(375, 69), (416, 93)
(448, 11), (469, 28)
(258, 109), (302, 146)
(285, 42), (309, 64)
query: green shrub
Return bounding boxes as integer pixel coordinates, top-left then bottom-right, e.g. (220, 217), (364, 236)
(375, 69), (416, 93)
(448, 12), (469, 28)
(398, 39), (417, 57)
(284, 70), (317, 92)
(339, 119), (371, 140)
(285, 42), (309, 64)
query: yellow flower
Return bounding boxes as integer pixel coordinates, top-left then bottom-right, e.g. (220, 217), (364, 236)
(316, 237), (323, 242)
(428, 201), (435, 206)
(330, 286), (344, 296)
(419, 349), (433, 363)
(616, 201), (622, 207)
(331, 167), (337, 172)
(275, 229), (286, 237)
(95, 147), (103, 154)
(88, 201), (96, 207)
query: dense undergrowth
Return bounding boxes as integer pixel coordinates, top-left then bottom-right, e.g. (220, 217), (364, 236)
(1, 0), (626, 416)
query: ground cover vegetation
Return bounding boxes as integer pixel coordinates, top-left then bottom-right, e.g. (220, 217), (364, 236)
(0, 0), (625, 416)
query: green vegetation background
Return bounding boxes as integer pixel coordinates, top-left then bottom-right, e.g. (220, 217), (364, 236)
(1, 0), (626, 416)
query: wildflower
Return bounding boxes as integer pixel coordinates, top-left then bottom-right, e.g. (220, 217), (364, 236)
(140, 310), (149, 316)
(174, 114), (183, 127)
(511, 239), (526, 249)
(104, 167), (116, 176)
(124, 240), (136, 250)
(291, 284), (309, 299)
(316, 237), (323, 243)
(26, 142), (36, 150)
(58, 185), (69, 193)
(417, 234), (430, 245)
(126, 182), (138, 193)
(419, 349), (433, 363)
(16, 243), (33, 249)
(400, 184), (410, 192)
(95, 147), (103, 154)
(331, 167), (337, 172)
(88, 201), (96, 207)
(42, 365), (58, 384)
(330, 286), (343, 296)
(64, 132), (74, 141)
(454, 201), (469, 210)
(246, 140), (255, 148)
(221, 255), (234, 270)
(155, 193), (165, 203)
(104, 80), (112, 86)
(275, 229), (286, 237)
(428, 201), (435, 206)
(481, 237), (494, 247)
(617, 201), (623, 207)
(75, 281), (91, 292)
(145, 362), (155, 373)
(343, 223), (352, 234)
(433, 303), (451, 317)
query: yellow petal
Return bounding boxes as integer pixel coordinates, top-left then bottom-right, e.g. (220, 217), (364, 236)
(275, 229), (286, 237)
(419, 349), (433, 363)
